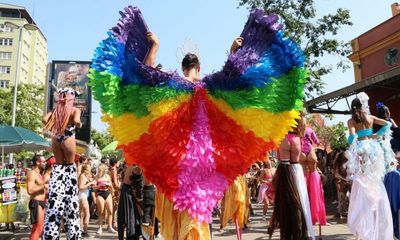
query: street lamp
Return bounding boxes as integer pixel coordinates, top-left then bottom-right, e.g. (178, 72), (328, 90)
(5, 22), (39, 163)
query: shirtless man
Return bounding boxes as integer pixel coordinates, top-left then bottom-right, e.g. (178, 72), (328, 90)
(27, 155), (47, 240)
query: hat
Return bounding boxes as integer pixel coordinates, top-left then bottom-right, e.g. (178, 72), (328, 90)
(47, 156), (56, 165)
(58, 88), (79, 96)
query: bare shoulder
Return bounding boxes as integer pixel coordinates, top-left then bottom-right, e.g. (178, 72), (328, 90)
(110, 168), (117, 176)
(73, 107), (81, 115)
(26, 170), (34, 179)
(365, 115), (375, 127)
(291, 135), (301, 145)
(27, 170), (40, 183)
(368, 114), (376, 121)
(347, 118), (354, 125)
(78, 173), (85, 180)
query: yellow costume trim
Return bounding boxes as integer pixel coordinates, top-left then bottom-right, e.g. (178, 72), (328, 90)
(102, 94), (192, 145)
(209, 96), (300, 144)
(156, 192), (211, 240)
(102, 113), (151, 145)
(220, 175), (250, 229)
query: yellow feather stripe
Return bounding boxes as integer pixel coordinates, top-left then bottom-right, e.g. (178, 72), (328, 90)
(102, 94), (192, 145)
(208, 96), (300, 144)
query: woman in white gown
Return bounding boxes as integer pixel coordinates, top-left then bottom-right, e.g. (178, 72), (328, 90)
(346, 96), (396, 240)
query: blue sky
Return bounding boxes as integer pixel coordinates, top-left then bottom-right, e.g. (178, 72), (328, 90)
(5, 0), (398, 131)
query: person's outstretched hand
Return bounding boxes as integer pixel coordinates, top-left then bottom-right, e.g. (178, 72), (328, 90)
(230, 37), (244, 54)
(146, 32), (159, 45)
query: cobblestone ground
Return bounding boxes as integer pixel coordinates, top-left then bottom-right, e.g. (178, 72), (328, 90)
(0, 200), (354, 240)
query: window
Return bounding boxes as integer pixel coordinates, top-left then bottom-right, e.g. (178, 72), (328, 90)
(22, 54), (28, 64)
(0, 24), (13, 33)
(0, 80), (9, 88)
(23, 40), (30, 49)
(1, 11), (20, 18)
(0, 52), (11, 60)
(0, 38), (13, 46)
(0, 66), (11, 74)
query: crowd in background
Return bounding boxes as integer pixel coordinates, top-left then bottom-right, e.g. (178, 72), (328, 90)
(3, 101), (400, 239)
(2, 147), (348, 237)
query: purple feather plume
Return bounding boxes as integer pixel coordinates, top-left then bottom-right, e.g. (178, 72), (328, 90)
(203, 8), (281, 90)
(112, 6), (151, 61)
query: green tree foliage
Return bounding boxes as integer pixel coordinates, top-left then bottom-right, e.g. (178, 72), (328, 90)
(238, 0), (353, 98)
(329, 121), (348, 150)
(0, 83), (45, 132)
(0, 84), (45, 162)
(91, 129), (114, 150)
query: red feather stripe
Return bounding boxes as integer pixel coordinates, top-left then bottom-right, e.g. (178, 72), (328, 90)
(120, 100), (195, 199)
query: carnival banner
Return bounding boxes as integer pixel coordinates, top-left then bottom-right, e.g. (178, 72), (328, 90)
(0, 176), (17, 205)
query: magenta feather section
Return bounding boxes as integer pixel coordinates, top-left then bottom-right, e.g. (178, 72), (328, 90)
(173, 88), (228, 223)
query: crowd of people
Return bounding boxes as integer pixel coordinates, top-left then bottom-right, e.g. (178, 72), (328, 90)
(24, 153), (141, 239)
(2, 98), (397, 240)
(19, 132), (349, 239)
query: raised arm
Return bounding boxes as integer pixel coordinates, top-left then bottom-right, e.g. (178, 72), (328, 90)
(372, 115), (393, 137)
(390, 118), (398, 128)
(143, 32), (159, 67)
(372, 115), (389, 126)
(230, 37), (244, 54)
(309, 128), (320, 146)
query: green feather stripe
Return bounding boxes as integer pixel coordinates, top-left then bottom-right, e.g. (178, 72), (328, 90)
(88, 69), (190, 117)
(208, 67), (308, 113)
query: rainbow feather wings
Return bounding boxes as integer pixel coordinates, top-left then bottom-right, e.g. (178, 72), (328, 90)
(89, 6), (307, 223)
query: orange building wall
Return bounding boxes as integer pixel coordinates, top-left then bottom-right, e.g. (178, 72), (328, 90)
(361, 39), (400, 79)
(357, 13), (400, 50)
(348, 6), (400, 123)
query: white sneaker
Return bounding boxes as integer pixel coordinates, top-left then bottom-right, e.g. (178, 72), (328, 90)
(96, 227), (102, 234)
(107, 227), (117, 234)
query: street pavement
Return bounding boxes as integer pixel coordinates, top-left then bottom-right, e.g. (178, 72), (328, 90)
(0, 200), (354, 240)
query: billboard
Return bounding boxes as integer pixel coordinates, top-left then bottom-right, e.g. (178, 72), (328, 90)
(48, 61), (92, 143)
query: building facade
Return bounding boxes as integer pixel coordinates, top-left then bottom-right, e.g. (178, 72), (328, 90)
(306, 3), (400, 124)
(0, 3), (47, 88)
(348, 3), (400, 121)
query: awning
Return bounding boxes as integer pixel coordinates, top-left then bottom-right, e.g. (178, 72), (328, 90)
(305, 66), (400, 114)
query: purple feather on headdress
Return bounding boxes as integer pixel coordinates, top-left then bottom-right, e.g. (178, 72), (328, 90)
(376, 102), (385, 109)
